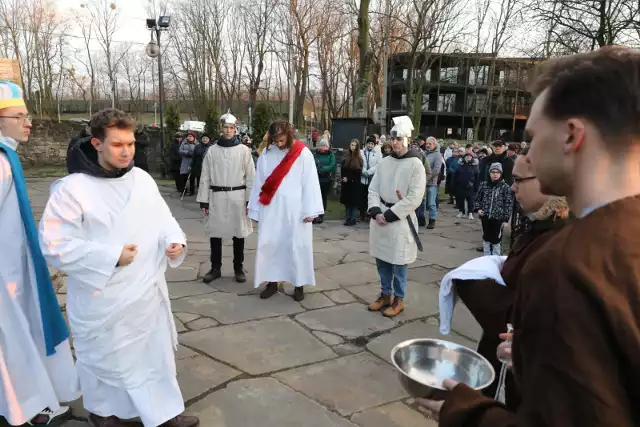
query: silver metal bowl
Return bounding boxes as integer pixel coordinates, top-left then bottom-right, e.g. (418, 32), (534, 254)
(391, 338), (495, 398)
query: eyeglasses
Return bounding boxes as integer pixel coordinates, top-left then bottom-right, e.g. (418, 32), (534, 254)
(513, 176), (536, 185)
(0, 114), (32, 123)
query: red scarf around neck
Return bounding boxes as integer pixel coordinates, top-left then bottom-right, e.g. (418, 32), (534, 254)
(259, 140), (305, 206)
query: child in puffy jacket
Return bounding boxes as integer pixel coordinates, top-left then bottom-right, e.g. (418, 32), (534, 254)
(474, 162), (513, 255)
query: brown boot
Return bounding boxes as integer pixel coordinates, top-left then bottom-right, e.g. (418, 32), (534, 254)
(382, 296), (405, 317)
(367, 293), (392, 312)
(160, 414), (200, 427)
(88, 413), (128, 427)
(260, 282), (278, 299)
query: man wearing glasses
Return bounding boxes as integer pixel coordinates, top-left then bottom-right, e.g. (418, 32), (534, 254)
(0, 81), (80, 426)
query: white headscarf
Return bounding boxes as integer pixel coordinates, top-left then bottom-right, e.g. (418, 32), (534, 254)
(390, 115), (414, 147)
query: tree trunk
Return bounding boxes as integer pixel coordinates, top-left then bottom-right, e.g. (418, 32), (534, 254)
(353, 0), (371, 117)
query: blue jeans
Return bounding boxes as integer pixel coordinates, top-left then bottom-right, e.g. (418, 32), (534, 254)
(345, 206), (358, 221)
(426, 184), (438, 220)
(375, 258), (408, 299)
(415, 196), (426, 219)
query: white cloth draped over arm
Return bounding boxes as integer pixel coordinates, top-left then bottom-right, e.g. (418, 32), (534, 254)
(438, 255), (507, 334)
(39, 180), (122, 291)
(247, 152), (266, 221)
(154, 186), (187, 268)
(300, 149), (324, 220)
(243, 147), (256, 202)
(196, 148), (212, 204)
(389, 160), (426, 219)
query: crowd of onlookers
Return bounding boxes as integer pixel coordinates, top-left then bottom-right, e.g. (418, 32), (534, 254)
(309, 131), (527, 256)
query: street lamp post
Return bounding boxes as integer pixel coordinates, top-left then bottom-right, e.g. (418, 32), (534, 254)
(146, 16), (171, 177)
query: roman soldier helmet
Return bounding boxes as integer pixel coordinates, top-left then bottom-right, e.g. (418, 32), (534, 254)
(220, 109), (238, 126)
(390, 115), (414, 147)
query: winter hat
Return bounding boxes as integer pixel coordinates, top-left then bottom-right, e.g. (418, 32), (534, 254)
(366, 135), (376, 144)
(318, 138), (330, 148)
(0, 81), (25, 110)
(187, 130), (196, 137)
(489, 162), (503, 173)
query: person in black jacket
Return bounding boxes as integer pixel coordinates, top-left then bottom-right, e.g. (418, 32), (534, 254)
(66, 125), (91, 170)
(482, 140), (514, 185)
(168, 132), (183, 191)
(454, 152), (480, 219)
(190, 133), (211, 191)
(133, 124), (150, 172)
(340, 139), (363, 226)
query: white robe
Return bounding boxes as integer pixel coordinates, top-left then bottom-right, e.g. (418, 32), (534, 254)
(0, 142), (80, 426)
(39, 167), (187, 427)
(196, 143), (255, 239)
(248, 145), (323, 287)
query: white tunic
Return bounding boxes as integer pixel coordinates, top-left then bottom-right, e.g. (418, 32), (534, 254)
(39, 168), (187, 427)
(0, 142), (80, 426)
(248, 146), (323, 287)
(196, 143), (255, 239)
(368, 154), (426, 265)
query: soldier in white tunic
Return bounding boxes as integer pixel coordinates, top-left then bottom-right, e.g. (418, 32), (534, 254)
(0, 81), (80, 426)
(366, 116), (426, 317)
(197, 111), (255, 283)
(39, 108), (198, 427)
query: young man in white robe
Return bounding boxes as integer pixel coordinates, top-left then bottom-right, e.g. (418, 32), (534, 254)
(39, 108), (199, 427)
(0, 81), (80, 426)
(366, 116), (426, 317)
(198, 110), (255, 284)
(248, 120), (323, 302)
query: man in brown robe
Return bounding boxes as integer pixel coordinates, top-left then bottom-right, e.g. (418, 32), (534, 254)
(421, 46), (640, 426)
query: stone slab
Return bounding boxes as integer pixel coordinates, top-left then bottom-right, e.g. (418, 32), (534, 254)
(366, 318), (477, 364)
(186, 317), (218, 330)
(347, 283), (441, 322)
(300, 292), (336, 309)
(312, 331), (345, 346)
(406, 266), (446, 285)
(176, 345), (198, 359)
(171, 292), (305, 324)
(350, 402), (437, 427)
(179, 317), (336, 375)
(317, 262), (381, 287)
(313, 252), (345, 269)
(275, 353), (408, 416)
(325, 289), (356, 304)
(415, 244), (478, 270)
(334, 343), (364, 356)
(176, 355), (241, 402)
(165, 265), (199, 282)
(281, 271), (341, 293)
(174, 316), (187, 333)
(186, 378), (356, 427)
(295, 303), (396, 339)
(173, 312), (200, 323)
(168, 281), (216, 299)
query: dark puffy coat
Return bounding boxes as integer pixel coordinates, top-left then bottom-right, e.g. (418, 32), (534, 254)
(133, 130), (150, 172)
(190, 142), (211, 178)
(482, 151), (514, 185)
(340, 160), (362, 207)
(453, 159), (480, 196)
(474, 179), (513, 223)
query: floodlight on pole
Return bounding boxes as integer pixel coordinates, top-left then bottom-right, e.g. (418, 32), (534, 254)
(146, 16), (171, 177)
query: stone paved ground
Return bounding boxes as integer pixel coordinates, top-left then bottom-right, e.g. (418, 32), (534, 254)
(23, 178), (484, 427)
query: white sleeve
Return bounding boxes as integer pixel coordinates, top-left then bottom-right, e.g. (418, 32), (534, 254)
(154, 182), (187, 268)
(247, 152), (266, 221)
(39, 179), (122, 291)
(196, 148), (211, 204)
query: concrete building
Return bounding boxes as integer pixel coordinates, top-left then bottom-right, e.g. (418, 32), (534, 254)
(386, 52), (540, 142)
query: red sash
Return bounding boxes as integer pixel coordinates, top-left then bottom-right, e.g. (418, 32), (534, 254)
(259, 140), (305, 206)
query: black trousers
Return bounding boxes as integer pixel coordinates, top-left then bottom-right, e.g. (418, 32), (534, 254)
(172, 171), (182, 192)
(180, 173), (196, 194)
(456, 192), (475, 214)
(319, 181), (331, 213)
(481, 217), (503, 244)
(210, 237), (244, 271)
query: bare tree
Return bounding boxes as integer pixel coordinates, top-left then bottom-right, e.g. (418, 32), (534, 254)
(241, 0), (278, 109)
(352, 0), (372, 116)
(532, 0), (639, 51)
